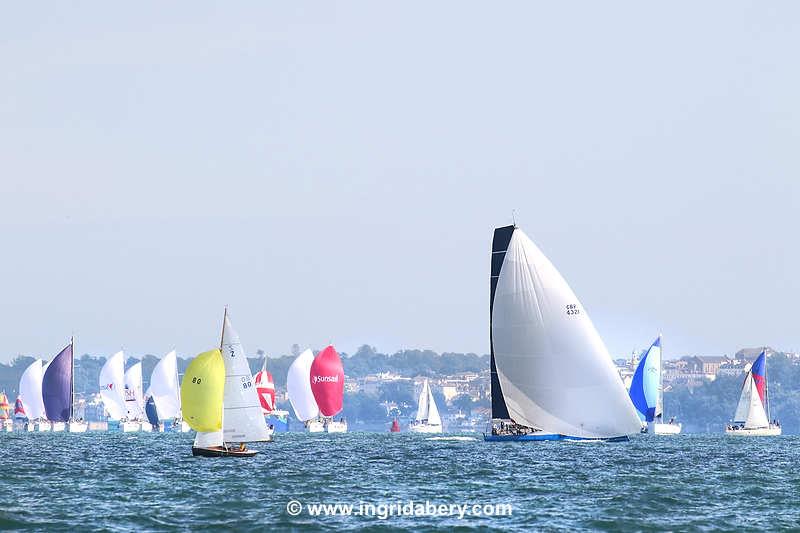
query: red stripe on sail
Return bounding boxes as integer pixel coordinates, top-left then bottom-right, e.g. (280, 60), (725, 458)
(254, 370), (276, 414)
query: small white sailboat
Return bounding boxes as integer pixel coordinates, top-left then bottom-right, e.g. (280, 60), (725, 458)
(182, 309), (272, 457)
(99, 351), (131, 431)
(287, 349), (324, 432)
(124, 361), (149, 431)
(726, 350), (781, 436)
(409, 379), (442, 434)
(147, 350), (191, 432)
(485, 225), (641, 442)
(19, 359), (50, 432)
(629, 336), (681, 435)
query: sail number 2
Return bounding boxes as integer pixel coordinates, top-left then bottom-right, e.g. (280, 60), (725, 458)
(566, 304), (580, 316)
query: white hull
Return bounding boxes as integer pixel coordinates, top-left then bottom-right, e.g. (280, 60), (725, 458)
(121, 420), (141, 433)
(2, 420), (13, 432)
(409, 422), (443, 434)
(177, 420), (191, 433)
(19, 422), (34, 432)
(35, 421), (51, 432)
(67, 421), (88, 433)
(725, 425), (782, 436)
(306, 420), (325, 433)
(325, 420), (348, 433)
(51, 422), (66, 432)
(648, 422), (682, 435)
(139, 422), (153, 433)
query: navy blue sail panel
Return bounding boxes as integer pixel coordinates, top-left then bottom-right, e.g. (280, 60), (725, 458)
(145, 396), (159, 426)
(490, 225), (515, 420)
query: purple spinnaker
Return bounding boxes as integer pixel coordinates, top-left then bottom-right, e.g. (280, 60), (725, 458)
(42, 344), (72, 422)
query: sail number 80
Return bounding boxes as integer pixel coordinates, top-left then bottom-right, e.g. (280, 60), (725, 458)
(566, 304), (580, 316)
(191, 377), (202, 384)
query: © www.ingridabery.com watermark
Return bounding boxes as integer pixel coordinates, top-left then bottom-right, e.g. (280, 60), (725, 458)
(285, 499), (513, 520)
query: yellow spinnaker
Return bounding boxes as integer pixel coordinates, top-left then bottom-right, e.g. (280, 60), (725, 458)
(180, 348), (225, 433)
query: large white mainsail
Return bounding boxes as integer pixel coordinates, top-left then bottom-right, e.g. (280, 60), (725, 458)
(19, 359), (46, 420)
(148, 350), (181, 420)
(733, 370), (753, 424)
(287, 349), (319, 421)
(220, 312), (270, 443)
(491, 227), (641, 439)
(99, 351), (127, 420)
(415, 380), (430, 422)
(124, 362), (145, 420)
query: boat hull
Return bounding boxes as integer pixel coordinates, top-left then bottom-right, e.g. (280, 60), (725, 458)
(67, 421), (88, 433)
(725, 426), (782, 436)
(325, 420), (348, 433)
(306, 420), (325, 433)
(121, 421), (141, 432)
(409, 423), (442, 434)
(648, 422), (682, 435)
(139, 422), (152, 433)
(192, 446), (258, 458)
(484, 433), (630, 442)
(35, 421), (51, 432)
(2, 420), (13, 432)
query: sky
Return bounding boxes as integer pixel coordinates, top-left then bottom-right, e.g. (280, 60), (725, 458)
(1, 3), (799, 362)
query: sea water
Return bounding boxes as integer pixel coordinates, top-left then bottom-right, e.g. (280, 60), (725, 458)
(1, 432), (798, 531)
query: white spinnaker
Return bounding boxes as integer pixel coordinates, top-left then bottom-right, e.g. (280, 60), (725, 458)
(287, 349), (319, 421)
(149, 350), (181, 420)
(491, 229), (642, 438)
(415, 380), (430, 422)
(220, 315), (270, 442)
(733, 372), (752, 423)
(19, 359), (46, 420)
(99, 351), (127, 420)
(744, 377), (769, 429)
(124, 362), (145, 419)
(427, 383), (441, 426)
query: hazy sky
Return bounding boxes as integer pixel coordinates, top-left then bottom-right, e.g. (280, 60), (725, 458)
(2, 3), (799, 363)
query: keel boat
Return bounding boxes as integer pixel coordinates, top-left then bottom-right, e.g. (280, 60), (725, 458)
(484, 225), (641, 442)
(629, 336), (681, 435)
(726, 350), (781, 436)
(409, 379), (442, 433)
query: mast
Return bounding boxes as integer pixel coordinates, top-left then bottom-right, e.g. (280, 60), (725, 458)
(70, 335), (75, 420)
(659, 334), (663, 420)
(764, 349), (771, 423)
(220, 306), (228, 350)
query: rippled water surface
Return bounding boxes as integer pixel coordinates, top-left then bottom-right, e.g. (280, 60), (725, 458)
(1, 432), (798, 531)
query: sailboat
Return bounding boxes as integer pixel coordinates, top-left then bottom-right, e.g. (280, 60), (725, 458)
(409, 379), (442, 433)
(99, 351), (135, 431)
(485, 225), (641, 442)
(629, 336), (681, 435)
(181, 309), (271, 457)
(726, 350), (781, 436)
(124, 361), (150, 432)
(311, 346), (347, 433)
(287, 349), (324, 432)
(0, 392), (12, 432)
(19, 359), (49, 431)
(254, 358), (288, 434)
(13, 397), (31, 431)
(41, 338), (88, 433)
(147, 350), (190, 432)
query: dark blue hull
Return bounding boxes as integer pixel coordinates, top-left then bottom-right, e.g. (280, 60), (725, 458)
(484, 433), (630, 442)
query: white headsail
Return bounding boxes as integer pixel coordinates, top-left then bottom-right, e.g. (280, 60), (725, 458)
(491, 227), (641, 439)
(415, 380), (430, 422)
(99, 351), (127, 420)
(287, 349), (319, 422)
(148, 350), (181, 420)
(426, 382), (441, 426)
(124, 362), (145, 420)
(220, 313), (270, 442)
(19, 359), (46, 420)
(733, 369), (753, 424)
